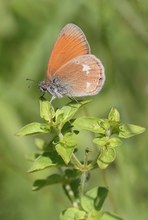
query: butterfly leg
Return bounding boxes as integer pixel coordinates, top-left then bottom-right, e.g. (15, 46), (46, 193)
(50, 95), (56, 104)
(68, 95), (79, 103)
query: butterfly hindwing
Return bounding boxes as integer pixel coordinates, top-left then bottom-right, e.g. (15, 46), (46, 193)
(54, 54), (105, 97)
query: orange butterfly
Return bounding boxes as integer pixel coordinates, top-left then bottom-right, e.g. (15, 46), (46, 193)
(39, 24), (105, 102)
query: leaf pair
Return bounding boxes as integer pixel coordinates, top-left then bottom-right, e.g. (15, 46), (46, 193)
(17, 98), (90, 136)
(73, 107), (145, 169)
(60, 187), (123, 220)
(74, 107), (145, 137)
(16, 99), (91, 170)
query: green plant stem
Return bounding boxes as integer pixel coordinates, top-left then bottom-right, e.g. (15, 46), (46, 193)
(79, 171), (87, 196)
(87, 159), (98, 170)
(71, 153), (83, 170)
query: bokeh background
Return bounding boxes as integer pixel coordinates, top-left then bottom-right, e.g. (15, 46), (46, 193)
(0, 0), (148, 219)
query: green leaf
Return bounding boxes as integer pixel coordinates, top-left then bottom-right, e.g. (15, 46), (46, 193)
(73, 117), (105, 133)
(81, 187), (106, 213)
(109, 121), (120, 136)
(60, 132), (77, 147)
(81, 187), (108, 213)
(55, 133), (76, 164)
(55, 100), (90, 128)
(108, 108), (120, 122)
(119, 123), (145, 138)
(108, 138), (122, 148)
(97, 148), (116, 169)
(93, 137), (122, 148)
(80, 187), (108, 214)
(100, 120), (110, 131)
(32, 174), (63, 191)
(94, 187), (109, 210)
(93, 137), (107, 147)
(28, 152), (64, 173)
(16, 122), (50, 136)
(101, 212), (124, 220)
(60, 207), (86, 220)
(39, 97), (55, 121)
(55, 143), (74, 164)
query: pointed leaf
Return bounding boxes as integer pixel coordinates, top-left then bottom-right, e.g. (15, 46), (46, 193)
(55, 143), (74, 164)
(108, 108), (120, 122)
(55, 100), (90, 128)
(60, 132), (77, 147)
(93, 137), (107, 147)
(108, 138), (122, 148)
(93, 137), (122, 148)
(81, 187), (108, 212)
(28, 152), (64, 173)
(32, 174), (63, 191)
(16, 122), (50, 136)
(97, 148), (116, 169)
(73, 117), (105, 133)
(39, 97), (55, 121)
(94, 187), (109, 210)
(55, 133), (77, 164)
(119, 124), (145, 138)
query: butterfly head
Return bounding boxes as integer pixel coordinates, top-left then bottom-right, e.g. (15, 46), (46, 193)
(38, 81), (48, 93)
(39, 78), (69, 98)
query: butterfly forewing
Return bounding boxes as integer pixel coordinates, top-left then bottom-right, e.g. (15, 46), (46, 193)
(55, 55), (105, 97)
(46, 24), (90, 81)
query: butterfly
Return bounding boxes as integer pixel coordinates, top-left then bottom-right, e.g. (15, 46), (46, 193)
(39, 23), (105, 102)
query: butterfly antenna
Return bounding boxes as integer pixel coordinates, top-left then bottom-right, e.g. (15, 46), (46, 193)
(26, 78), (38, 89)
(26, 78), (38, 84)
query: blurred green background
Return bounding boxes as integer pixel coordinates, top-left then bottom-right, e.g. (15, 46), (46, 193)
(0, 0), (147, 219)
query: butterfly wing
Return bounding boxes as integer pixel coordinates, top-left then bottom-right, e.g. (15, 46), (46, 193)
(46, 23), (90, 81)
(54, 54), (105, 97)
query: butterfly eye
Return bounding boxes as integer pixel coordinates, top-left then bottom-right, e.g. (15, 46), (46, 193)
(39, 81), (48, 92)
